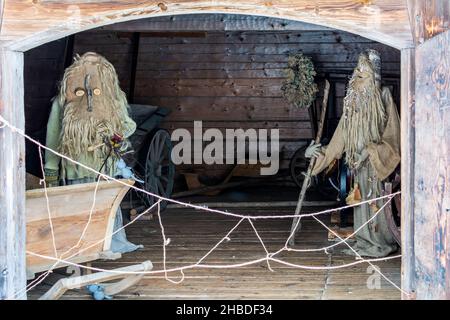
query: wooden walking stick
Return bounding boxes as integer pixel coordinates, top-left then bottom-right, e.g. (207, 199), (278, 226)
(288, 79), (330, 246)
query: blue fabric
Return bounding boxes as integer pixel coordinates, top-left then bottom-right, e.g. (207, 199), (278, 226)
(86, 285), (112, 300)
(110, 207), (143, 254)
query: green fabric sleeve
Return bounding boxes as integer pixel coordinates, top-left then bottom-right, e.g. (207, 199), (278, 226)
(44, 99), (62, 171)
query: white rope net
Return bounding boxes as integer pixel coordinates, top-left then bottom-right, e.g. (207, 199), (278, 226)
(0, 115), (407, 299)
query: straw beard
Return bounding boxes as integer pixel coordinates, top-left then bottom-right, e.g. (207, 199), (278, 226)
(58, 99), (124, 166)
(342, 55), (387, 169)
(56, 53), (130, 173)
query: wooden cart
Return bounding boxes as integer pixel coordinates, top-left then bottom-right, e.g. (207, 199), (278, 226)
(26, 179), (152, 300)
(128, 104), (175, 209)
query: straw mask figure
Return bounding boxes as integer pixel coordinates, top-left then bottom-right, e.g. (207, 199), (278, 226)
(305, 50), (401, 257)
(44, 52), (142, 254)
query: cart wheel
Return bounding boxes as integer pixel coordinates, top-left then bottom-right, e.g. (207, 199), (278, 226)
(143, 129), (175, 210)
(289, 145), (309, 188)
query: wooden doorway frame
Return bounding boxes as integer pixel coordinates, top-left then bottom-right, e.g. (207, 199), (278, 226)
(0, 1), (434, 299)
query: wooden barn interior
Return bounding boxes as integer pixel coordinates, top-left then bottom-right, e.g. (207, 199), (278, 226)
(21, 14), (404, 299)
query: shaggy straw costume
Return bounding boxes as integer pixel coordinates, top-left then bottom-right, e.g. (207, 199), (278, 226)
(45, 52), (142, 254)
(311, 51), (400, 257)
(45, 52), (135, 180)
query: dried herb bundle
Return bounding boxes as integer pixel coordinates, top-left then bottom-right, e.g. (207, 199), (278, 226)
(281, 53), (318, 109)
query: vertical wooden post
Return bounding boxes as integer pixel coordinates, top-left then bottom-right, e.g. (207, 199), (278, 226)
(0, 49), (26, 300)
(63, 35), (75, 69)
(413, 30), (450, 299)
(400, 48), (416, 299)
(406, 0), (450, 300)
(128, 32), (140, 103)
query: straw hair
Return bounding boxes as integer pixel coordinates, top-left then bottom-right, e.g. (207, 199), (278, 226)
(342, 53), (386, 169)
(56, 52), (129, 175)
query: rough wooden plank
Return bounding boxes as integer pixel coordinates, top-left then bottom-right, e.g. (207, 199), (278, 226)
(414, 30), (450, 299)
(135, 96), (311, 121)
(25, 180), (133, 273)
(137, 42), (400, 57)
(0, 49), (26, 300)
(0, 1), (413, 51)
(168, 140), (305, 161)
(167, 200), (337, 209)
(407, 0), (450, 45)
(137, 30), (374, 44)
(400, 48), (416, 300)
(130, 66), (399, 79)
(135, 60), (400, 72)
(135, 78), (283, 97)
(86, 30), (374, 45)
(161, 120), (312, 135)
(101, 14), (335, 32)
(134, 52), (399, 64)
(0, 0), (4, 32)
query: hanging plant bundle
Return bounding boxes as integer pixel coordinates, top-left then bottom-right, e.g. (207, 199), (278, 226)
(281, 53), (319, 109)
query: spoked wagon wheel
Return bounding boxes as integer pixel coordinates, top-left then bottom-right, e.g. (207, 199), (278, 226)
(142, 129), (175, 210)
(289, 145), (309, 188)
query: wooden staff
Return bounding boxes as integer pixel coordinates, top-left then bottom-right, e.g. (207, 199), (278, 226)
(288, 79), (330, 246)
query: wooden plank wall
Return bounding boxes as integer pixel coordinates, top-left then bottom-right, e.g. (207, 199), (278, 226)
(72, 29), (400, 178)
(23, 15), (400, 181)
(23, 38), (67, 177)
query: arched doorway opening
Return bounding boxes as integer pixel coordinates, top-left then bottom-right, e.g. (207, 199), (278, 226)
(21, 12), (405, 299)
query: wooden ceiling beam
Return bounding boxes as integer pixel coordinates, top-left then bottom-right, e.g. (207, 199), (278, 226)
(0, 0), (413, 51)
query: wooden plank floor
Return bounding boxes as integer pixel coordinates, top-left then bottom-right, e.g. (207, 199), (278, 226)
(28, 206), (401, 300)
